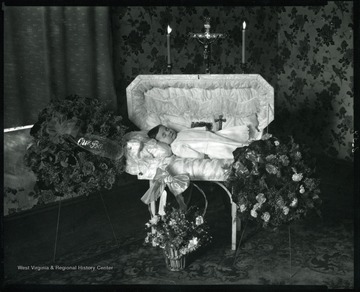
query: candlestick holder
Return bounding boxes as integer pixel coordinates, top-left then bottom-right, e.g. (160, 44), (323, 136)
(167, 64), (172, 74)
(189, 17), (227, 74)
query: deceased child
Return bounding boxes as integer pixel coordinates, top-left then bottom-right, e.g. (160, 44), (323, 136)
(147, 124), (261, 159)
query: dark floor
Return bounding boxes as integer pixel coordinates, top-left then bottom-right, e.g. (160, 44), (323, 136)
(3, 174), (148, 268)
(2, 156), (356, 289)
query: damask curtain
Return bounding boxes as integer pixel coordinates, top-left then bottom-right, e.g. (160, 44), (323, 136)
(4, 6), (117, 128)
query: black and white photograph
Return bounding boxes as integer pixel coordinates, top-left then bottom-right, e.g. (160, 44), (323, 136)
(3, 1), (358, 290)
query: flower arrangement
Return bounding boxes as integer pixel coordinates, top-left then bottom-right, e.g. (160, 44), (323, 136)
(24, 95), (127, 201)
(144, 204), (212, 256)
(226, 134), (321, 229)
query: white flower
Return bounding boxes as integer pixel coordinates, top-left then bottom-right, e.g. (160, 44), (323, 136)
(240, 204), (247, 212)
(251, 209), (258, 218)
(152, 238), (159, 247)
(188, 237), (199, 251)
(283, 207), (290, 215)
(169, 219), (177, 226)
(149, 215), (159, 225)
(266, 164), (278, 174)
(290, 198), (298, 207)
(195, 216), (204, 226)
(234, 161), (250, 174)
(253, 203), (261, 210)
(233, 161), (241, 170)
(265, 154), (276, 161)
(292, 173), (303, 182)
(261, 212), (270, 222)
(145, 223), (151, 228)
(274, 141), (280, 146)
(299, 185), (305, 194)
(256, 193), (266, 204)
(190, 237), (198, 245)
(276, 197), (285, 207)
(280, 155), (290, 166)
(145, 234), (150, 243)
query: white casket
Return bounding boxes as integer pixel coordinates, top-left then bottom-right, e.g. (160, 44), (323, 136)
(125, 74), (274, 181)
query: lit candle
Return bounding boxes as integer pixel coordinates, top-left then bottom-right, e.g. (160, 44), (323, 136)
(167, 25), (172, 65)
(242, 21), (246, 64)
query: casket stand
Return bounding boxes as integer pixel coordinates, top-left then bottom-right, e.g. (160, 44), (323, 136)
(125, 74), (274, 250)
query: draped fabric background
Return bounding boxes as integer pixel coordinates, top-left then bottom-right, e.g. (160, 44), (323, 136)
(4, 6), (118, 215)
(4, 6), (117, 128)
(111, 2), (354, 161)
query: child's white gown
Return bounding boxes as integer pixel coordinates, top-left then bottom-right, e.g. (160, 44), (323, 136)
(171, 125), (258, 159)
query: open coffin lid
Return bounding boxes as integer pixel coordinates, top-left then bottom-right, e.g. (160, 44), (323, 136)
(125, 74), (274, 181)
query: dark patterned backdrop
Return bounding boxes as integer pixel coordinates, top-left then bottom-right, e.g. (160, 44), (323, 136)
(275, 3), (353, 161)
(111, 2), (353, 161)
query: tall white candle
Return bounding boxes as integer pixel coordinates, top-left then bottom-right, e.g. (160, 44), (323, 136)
(242, 21), (246, 64)
(167, 25), (172, 65)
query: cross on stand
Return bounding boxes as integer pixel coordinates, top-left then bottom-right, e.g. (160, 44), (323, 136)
(189, 17), (227, 74)
(215, 114), (226, 130)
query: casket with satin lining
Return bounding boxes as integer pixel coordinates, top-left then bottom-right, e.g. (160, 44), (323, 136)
(125, 74), (274, 181)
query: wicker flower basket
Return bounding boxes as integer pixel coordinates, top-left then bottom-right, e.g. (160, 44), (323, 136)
(162, 183), (208, 272)
(164, 246), (186, 271)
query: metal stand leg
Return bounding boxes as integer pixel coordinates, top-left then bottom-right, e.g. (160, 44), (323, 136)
(148, 181), (157, 235)
(213, 182), (238, 251)
(99, 192), (119, 247)
(148, 181), (156, 217)
(289, 225), (292, 278)
(231, 201), (237, 251)
(53, 199), (61, 262)
(233, 220), (248, 265)
(52, 191), (119, 262)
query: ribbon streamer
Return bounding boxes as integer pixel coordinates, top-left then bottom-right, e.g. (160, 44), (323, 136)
(141, 168), (190, 205)
(158, 190), (168, 216)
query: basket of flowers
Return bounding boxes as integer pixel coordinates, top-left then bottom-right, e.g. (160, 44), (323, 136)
(226, 134), (321, 229)
(144, 184), (212, 271)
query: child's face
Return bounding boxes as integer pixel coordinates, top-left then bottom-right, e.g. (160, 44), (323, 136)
(155, 125), (177, 145)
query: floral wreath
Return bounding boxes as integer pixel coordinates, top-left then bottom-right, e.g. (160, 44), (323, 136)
(226, 134), (321, 229)
(24, 95), (127, 202)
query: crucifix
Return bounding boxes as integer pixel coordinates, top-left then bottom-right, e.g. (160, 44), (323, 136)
(189, 17), (227, 74)
(215, 114), (226, 130)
